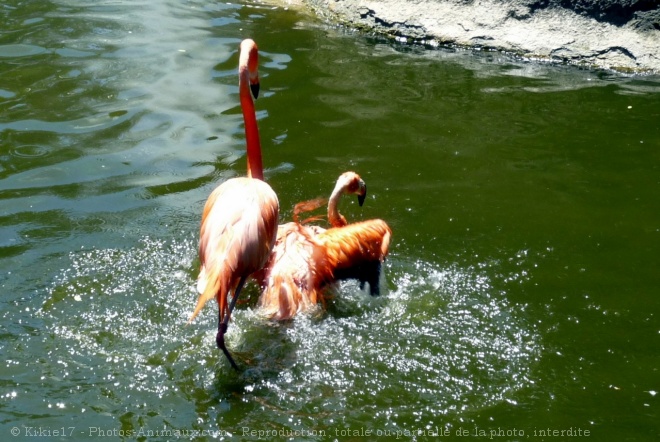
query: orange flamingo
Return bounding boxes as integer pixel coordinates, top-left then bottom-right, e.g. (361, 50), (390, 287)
(255, 172), (365, 320)
(189, 39), (279, 369)
(256, 172), (390, 320)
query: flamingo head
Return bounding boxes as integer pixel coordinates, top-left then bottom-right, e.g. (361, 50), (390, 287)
(337, 171), (367, 206)
(239, 39), (260, 99)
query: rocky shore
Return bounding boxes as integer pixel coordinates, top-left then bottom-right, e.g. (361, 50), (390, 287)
(296, 0), (660, 73)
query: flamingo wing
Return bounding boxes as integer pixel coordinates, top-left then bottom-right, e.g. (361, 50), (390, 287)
(315, 219), (392, 295)
(255, 222), (325, 320)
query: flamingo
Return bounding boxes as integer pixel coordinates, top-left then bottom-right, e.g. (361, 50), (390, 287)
(254, 172), (366, 320)
(188, 39), (279, 370)
(256, 172), (390, 320)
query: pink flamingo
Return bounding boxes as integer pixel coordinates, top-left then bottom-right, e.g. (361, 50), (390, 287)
(189, 39), (279, 369)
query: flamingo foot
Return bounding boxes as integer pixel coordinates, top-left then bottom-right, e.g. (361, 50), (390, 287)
(216, 322), (239, 371)
(215, 275), (247, 371)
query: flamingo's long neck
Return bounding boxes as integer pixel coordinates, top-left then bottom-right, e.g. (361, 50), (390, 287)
(327, 181), (347, 228)
(239, 45), (264, 181)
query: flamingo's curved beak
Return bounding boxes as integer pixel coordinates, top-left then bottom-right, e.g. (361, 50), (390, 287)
(357, 182), (367, 207)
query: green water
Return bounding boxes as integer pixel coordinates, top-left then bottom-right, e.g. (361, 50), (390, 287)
(1, 0), (658, 440)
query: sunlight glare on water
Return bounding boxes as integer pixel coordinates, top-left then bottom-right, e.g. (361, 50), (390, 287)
(35, 237), (540, 436)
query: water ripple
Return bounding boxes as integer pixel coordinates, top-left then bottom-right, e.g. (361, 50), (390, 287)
(0, 108), (138, 135)
(0, 44), (48, 58)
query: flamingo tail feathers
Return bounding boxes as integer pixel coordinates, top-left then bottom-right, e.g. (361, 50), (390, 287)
(188, 263), (232, 325)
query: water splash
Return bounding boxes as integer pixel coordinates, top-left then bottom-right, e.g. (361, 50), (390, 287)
(33, 238), (541, 436)
(38, 236), (199, 399)
(239, 257), (541, 431)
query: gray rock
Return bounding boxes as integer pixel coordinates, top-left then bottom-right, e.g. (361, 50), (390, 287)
(299, 0), (660, 73)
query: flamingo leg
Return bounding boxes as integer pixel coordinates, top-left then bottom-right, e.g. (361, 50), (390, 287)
(216, 275), (248, 370)
(334, 261), (382, 296)
(367, 261), (382, 296)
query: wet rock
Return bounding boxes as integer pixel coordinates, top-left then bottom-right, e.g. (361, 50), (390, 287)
(300, 0), (660, 73)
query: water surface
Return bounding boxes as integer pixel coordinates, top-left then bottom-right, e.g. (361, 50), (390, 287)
(1, 0), (659, 440)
